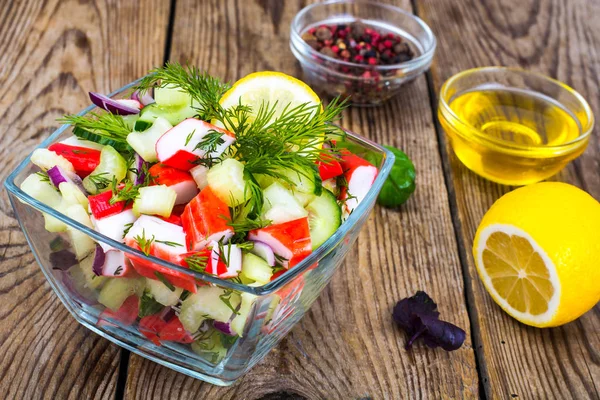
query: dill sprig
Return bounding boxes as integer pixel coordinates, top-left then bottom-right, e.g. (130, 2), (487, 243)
(59, 112), (130, 142)
(184, 253), (209, 273)
(134, 229), (154, 256)
(134, 62), (230, 119)
(87, 172), (112, 192)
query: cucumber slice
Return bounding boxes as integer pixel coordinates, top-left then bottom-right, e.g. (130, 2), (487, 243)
(20, 173), (67, 232)
(191, 327), (229, 363)
(231, 292), (257, 336)
(65, 204), (96, 260)
(261, 182), (307, 224)
(31, 148), (75, 173)
(145, 278), (183, 306)
(134, 120), (152, 132)
(305, 189), (341, 250)
(206, 158), (247, 207)
(154, 84), (193, 108)
(121, 114), (139, 130)
(179, 286), (241, 332)
(132, 185), (176, 217)
(98, 277), (144, 311)
(78, 253), (107, 290)
(139, 102), (197, 126)
(83, 146), (128, 194)
(126, 117), (173, 162)
(59, 182), (89, 209)
(278, 164), (322, 195)
(293, 191), (315, 207)
(240, 253), (272, 285)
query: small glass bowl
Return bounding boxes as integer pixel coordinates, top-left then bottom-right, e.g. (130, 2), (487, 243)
(290, 0), (436, 106)
(438, 67), (594, 185)
(4, 78), (395, 386)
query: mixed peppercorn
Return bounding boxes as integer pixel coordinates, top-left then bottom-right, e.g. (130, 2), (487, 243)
(299, 20), (416, 104)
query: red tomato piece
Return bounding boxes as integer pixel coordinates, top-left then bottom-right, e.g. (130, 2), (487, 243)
(97, 295), (139, 327)
(139, 314), (168, 346)
(48, 143), (101, 178)
(159, 316), (195, 343)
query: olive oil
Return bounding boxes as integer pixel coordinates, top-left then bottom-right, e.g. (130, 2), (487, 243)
(440, 87), (587, 185)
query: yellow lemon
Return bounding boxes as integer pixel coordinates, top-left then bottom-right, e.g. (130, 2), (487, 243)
(219, 71), (321, 125)
(473, 182), (600, 327)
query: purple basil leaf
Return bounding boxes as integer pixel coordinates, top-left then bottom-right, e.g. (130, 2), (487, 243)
(392, 290), (465, 352)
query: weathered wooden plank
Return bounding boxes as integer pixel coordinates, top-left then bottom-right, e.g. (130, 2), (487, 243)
(415, 0), (600, 398)
(0, 0), (170, 398)
(124, 1), (479, 398)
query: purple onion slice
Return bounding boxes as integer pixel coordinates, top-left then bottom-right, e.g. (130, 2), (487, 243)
(89, 92), (141, 115)
(92, 244), (106, 276)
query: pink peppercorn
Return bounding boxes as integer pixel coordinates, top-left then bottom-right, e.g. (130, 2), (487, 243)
(368, 57), (377, 65)
(309, 27), (316, 34)
(324, 39), (333, 46)
(354, 54), (364, 62)
(383, 39), (393, 48)
(331, 45), (340, 53)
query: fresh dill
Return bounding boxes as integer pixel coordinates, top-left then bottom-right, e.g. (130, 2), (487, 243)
(122, 222), (134, 239)
(134, 229), (155, 256)
(59, 112), (130, 142)
(184, 253), (209, 273)
(87, 172), (112, 192)
(110, 177), (140, 205)
(193, 130), (225, 154)
(155, 240), (183, 247)
(154, 271), (176, 291)
(134, 62), (231, 120)
(219, 288), (240, 315)
(185, 129), (196, 146)
(36, 171), (51, 183)
(114, 265), (123, 276)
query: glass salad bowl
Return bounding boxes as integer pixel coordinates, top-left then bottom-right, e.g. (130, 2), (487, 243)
(4, 78), (394, 386)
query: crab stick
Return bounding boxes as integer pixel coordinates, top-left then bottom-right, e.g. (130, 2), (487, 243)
(148, 163), (199, 205)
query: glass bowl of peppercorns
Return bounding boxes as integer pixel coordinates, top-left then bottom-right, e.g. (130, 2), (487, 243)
(290, 0), (436, 106)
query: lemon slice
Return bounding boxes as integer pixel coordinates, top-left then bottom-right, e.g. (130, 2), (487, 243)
(473, 182), (600, 327)
(219, 71), (321, 124)
(475, 224), (560, 325)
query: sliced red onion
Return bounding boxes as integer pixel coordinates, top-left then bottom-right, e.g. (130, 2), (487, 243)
(213, 321), (236, 336)
(47, 165), (87, 194)
(89, 92), (141, 115)
(50, 249), (78, 270)
(131, 89), (155, 106)
(130, 153), (148, 186)
(250, 241), (276, 266)
(92, 244), (105, 276)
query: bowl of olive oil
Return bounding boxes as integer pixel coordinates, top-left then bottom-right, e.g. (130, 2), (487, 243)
(438, 67), (594, 185)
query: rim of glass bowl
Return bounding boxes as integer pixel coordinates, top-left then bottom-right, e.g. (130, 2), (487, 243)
(290, 0), (437, 73)
(438, 66), (595, 156)
(4, 76), (395, 297)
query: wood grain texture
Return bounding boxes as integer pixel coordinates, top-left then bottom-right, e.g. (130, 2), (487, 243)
(416, 0), (600, 398)
(124, 0), (479, 398)
(0, 0), (170, 398)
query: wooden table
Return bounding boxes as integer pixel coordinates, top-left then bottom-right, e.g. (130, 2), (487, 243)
(1, 0), (598, 398)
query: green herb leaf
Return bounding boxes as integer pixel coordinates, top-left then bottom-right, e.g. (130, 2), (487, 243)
(154, 271), (176, 292)
(219, 288), (240, 315)
(138, 292), (164, 317)
(134, 229), (155, 256)
(155, 240), (183, 247)
(59, 112), (131, 143)
(184, 253), (209, 273)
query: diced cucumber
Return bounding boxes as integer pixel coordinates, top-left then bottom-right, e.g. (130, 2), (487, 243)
(278, 164), (322, 195)
(191, 327), (229, 363)
(31, 148), (75, 173)
(139, 102), (197, 126)
(98, 277), (144, 311)
(292, 191), (315, 208)
(65, 204), (96, 259)
(78, 253), (107, 290)
(83, 146), (128, 194)
(145, 278), (183, 306)
(67, 259), (101, 300)
(21, 173), (62, 207)
(240, 253), (272, 285)
(261, 182), (308, 224)
(231, 292), (257, 336)
(126, 117), (173, 162)
(254, 174), (276, 189)
(306, 189), (341, 250)
(20, 173), (67, 232)
(121, 114), (139, 130)
(322, 178), (338, 196)
(134, 120), (152, 132)
(207, 158), (247, 207)
(154, 84), (193, 108)
(179, 286), (241, 332)
(59, 182), (88, 209)
(132, 185), (176, 217)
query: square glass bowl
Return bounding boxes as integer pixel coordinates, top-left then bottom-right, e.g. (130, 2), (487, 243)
(3, 78), (394, 386)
